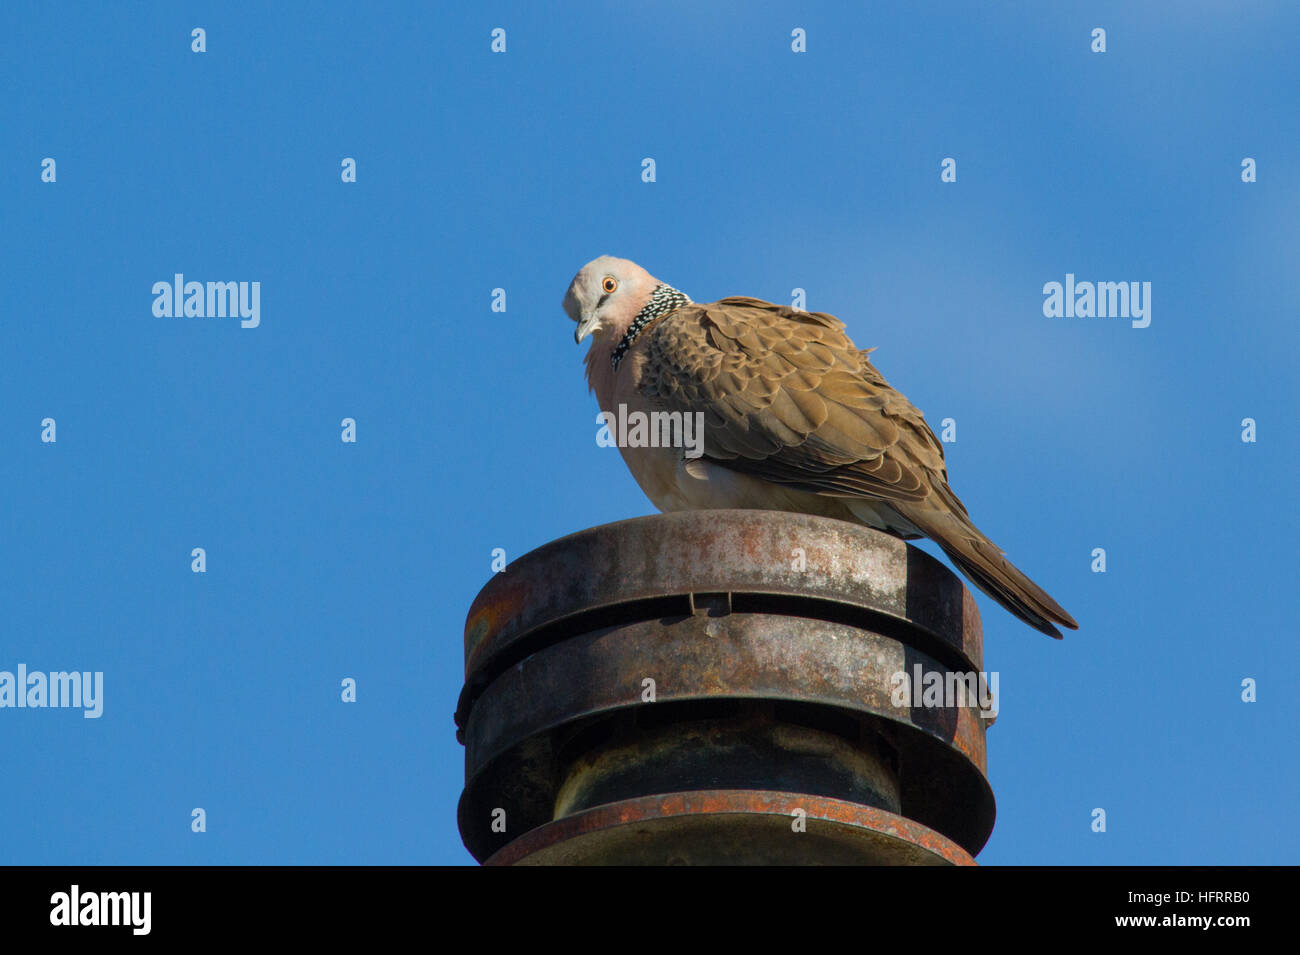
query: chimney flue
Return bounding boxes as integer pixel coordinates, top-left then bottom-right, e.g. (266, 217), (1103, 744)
(456, 510), (994, 865)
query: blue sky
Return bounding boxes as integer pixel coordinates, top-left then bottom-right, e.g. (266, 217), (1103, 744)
(1, 1), (1296, 865)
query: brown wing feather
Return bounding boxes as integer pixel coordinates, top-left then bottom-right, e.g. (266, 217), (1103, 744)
(639, 296), (1078, 638)
(640, 297), (947, 504)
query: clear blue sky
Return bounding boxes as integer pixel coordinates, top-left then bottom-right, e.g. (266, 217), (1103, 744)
(1, 1), (1296, 865)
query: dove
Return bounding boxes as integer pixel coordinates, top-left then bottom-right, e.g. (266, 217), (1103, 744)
(562, 255), (1078, 638)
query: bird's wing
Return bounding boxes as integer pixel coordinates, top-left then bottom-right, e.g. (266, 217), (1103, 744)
(637, 297), (1076, 641)
(639, 296), (956, 509)
(638, 296), (1080, 639)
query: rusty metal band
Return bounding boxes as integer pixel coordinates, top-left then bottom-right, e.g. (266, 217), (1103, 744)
(484, 791), (977, 866)
(463, 510), (984, 691)
(458, 612), (994, 861)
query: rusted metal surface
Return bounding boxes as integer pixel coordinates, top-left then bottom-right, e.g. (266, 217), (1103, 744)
(462, 510), (983, 693)
(484, 791), (976, 866)
(456, 510), (995, 865)
(457, 613), (994, 860)
(463, 614), (989, 777)
(553, 710), (903, 819)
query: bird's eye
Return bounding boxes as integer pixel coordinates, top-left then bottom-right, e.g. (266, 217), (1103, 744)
(602, 277), (618, 294)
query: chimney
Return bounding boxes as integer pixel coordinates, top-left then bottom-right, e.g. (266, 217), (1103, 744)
(455, 509), (994, 865)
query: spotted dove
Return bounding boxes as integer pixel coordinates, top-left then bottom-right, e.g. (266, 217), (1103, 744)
(562, 255), (1078, 638)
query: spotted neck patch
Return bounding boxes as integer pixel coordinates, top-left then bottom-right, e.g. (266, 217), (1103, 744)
(611, 284), (692, 371)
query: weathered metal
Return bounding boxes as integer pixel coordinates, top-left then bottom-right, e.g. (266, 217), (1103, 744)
(485, 791), (976, 866)
(456, 509), (994, 865)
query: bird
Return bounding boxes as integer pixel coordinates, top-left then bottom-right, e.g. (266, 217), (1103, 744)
(562, 255), (1078, 638)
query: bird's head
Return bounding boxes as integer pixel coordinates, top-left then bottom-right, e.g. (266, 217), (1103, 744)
(562, 255), (664, 346)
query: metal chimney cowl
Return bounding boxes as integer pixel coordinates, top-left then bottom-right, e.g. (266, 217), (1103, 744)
(455, 509), (994, 865)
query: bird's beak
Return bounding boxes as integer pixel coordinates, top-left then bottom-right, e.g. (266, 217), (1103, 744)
(574, 311), (600, 344)
(562, 288), (600, 344)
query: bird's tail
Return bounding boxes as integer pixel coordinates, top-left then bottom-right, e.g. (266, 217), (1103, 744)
(903, 492), (1079, 639)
